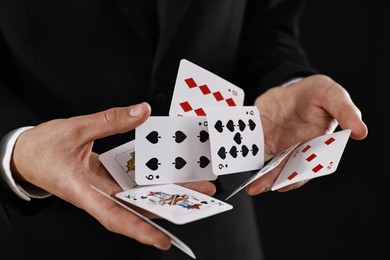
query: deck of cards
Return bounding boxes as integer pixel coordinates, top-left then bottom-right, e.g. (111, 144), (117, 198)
(97, 59), (352, 258)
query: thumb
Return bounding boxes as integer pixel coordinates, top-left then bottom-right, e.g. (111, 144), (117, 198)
(73, 102), (151, 142)
(322, 84), (368, 140)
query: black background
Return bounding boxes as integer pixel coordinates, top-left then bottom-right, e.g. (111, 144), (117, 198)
(254, 1), (389, 259)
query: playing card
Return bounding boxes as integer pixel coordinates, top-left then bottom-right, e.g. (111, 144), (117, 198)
(169, 59), (245, 117)
(99, 140), (138, 190)
(272, 129), (351, 190)
(135, 116), (217, 185)
(90, 185), (196, 259)
(225, 142), (300, 200)
(115, 184), (233, 225)
(204, 106), (264, 175)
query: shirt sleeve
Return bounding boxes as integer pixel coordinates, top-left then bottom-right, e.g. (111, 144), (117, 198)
(0, 127), (52, 201)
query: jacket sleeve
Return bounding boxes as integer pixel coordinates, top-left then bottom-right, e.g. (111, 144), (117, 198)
(0, 32), (42, 139)
(0, 25), (56, 222)
(236, 0), (318, 104)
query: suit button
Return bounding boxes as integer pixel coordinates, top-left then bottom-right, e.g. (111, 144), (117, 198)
(152, 93), (168, 112)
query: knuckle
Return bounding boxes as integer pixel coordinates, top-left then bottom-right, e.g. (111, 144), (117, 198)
(103, 108), (119, 124)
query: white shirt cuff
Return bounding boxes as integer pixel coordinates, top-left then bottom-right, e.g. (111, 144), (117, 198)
(0, 127), (52, 201)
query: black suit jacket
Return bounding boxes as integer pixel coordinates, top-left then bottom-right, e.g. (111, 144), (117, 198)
(0, 1), (317, 259)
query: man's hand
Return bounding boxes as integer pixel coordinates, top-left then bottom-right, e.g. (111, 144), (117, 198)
(247, 74), (368, 195)
(10, 102), (216, 250)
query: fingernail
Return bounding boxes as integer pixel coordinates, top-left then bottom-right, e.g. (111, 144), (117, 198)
(129, 103), (143, 117)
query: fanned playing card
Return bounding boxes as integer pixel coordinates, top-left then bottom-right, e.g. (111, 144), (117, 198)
(271, 129), (351, 190)
(204, 106), (264, 175)
(169, 59), (245, 117)
(135, 116), (217, 185)
(99, 140), (138, 190)
(115, 184), (233, 225)
(96, 59), (355, 260)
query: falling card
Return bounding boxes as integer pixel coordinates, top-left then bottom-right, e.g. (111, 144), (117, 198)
(271, 129), (351, 190)
(169, 59), (245, 117)
(204, 106), (264, 175)
(135, 116), (217, 185)
(115, 184), (233, 225)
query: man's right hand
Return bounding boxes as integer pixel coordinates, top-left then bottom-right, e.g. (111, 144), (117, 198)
(10, 102), (216, 250)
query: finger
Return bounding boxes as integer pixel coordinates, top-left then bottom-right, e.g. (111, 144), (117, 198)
(245, 157), (292, 195)
(274, 180), (310, 192)
(323, 83), (368, 140)
(246, 171), (311, 195)
(71, 102), (152, 142)
(104, 204), (171, 250)
(85, 186), (171, 250)
(245, 167), (281, 195)
(337, 104), (368, 140)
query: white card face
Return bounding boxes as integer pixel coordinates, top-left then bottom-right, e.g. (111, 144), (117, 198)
(90, 185), (196, 259)
(169, 59), (245, 117)
(204, 106), (264, 175)
(225, 142), (300, 201)
(135, 116), (217, 185)
(272, 129), (351, 190)
(115, 184), (233, 225)
(99, 140), (138, 190)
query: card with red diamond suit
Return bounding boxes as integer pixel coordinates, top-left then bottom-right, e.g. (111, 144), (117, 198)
(271, 129), (351, 190)
(169, 59), (245, 117)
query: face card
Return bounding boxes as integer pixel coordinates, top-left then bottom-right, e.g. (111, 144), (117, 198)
(90, 185), (196, 259)
(99, 140), (138, 190)
(204, 106), (264, 175)
(169, 59), (245, 117)
(135, 116), (217, 185)
(271, 129), (351, 190)
(225, 142), (300, 200)
(115, 184), (233, 225)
